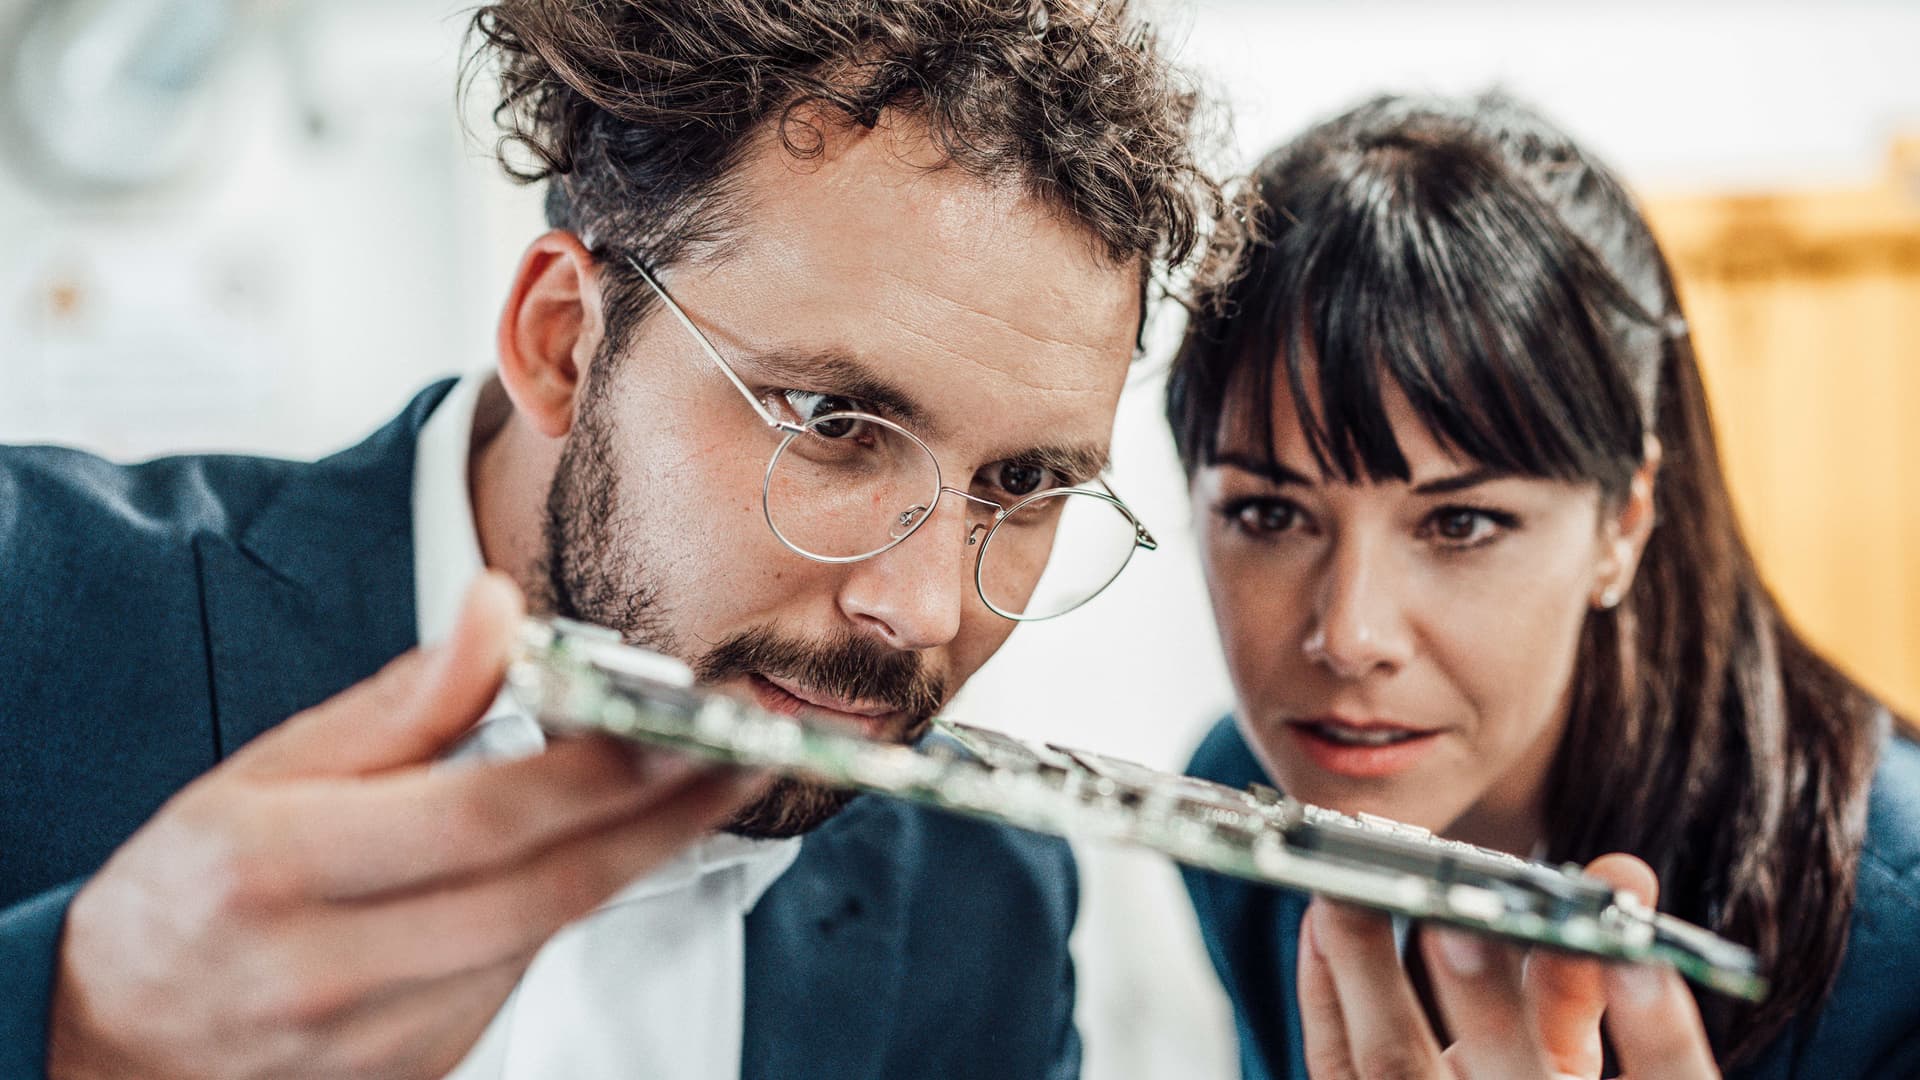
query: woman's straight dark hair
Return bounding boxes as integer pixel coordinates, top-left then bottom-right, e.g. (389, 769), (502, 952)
(1167, 92), (1905, 1065)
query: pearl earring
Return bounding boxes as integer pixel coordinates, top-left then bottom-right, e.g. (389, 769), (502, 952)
(1597, 585), (1623, 610)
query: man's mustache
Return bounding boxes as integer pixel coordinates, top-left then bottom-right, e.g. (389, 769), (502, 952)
(694, 626), (948, 724)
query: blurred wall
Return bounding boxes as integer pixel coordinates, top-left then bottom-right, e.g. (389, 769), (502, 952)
(4, 3), (1918, 1079)
(0, 0), (534, 459)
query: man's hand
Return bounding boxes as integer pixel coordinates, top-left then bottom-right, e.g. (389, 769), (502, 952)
(47, 573), (770, 1080)
(1298, 854), (1721, 1080)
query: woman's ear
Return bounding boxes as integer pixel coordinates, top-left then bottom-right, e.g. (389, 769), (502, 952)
(496, 230), (607, 439)
(1593, 435), (1663, 609)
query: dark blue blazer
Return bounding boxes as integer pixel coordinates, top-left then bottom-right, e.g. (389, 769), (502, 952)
(0, 382), (1081, 1079)
(1179, 717), (1920, 1080)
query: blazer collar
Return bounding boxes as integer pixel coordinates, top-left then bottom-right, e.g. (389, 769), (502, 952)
(198, 380), (457, 756)
(742, 797), (913, 1080)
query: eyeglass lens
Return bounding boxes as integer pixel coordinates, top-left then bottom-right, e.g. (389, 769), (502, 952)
(977, 488), (1141, 620)
(765, 413), (1139, 619)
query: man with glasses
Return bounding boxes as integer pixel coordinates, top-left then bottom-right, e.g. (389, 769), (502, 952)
(627, 258), (1158, 624)
(0, 1), (1225, 1077)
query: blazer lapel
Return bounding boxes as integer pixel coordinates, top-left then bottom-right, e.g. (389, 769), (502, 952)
(199, 381), (455, 756)
(742, 796), (913, 1080)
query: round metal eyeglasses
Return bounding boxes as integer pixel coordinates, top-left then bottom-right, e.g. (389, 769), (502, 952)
(628, 257), (1157, 621)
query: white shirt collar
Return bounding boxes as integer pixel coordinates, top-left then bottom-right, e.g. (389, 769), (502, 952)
(416, 371), (801, 1080)
(412, 372), (492, 650)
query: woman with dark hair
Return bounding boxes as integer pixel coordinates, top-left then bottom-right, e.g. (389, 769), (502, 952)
(1167, 93), (1920, 1079)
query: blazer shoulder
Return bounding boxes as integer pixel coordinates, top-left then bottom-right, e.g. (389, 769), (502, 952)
(1187, 715), (1268, 791)
(0, 445), (300, 660)
(1861, 734), (1920, 901)
(0, 444), (291, 552)
(0, 380), (457, 610)
(1749, 736), (1920, 1079)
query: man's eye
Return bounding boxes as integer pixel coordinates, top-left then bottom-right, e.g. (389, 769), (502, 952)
(1422, 507), (1515, 548)
(779, 391), (865, 438)
(989, 461), (1062, 500)
(1221, 497), (1300, 536)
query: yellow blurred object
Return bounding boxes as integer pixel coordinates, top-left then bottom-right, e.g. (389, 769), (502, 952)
(1643, 139), (1920, 721)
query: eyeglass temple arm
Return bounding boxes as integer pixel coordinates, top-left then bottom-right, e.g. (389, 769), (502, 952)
(625, 256), (805, 435)
(1096, 477), (1159, 551)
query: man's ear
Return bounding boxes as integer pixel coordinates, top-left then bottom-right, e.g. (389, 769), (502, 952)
(1593, 435), (1663, 609)
(496, 230), (606, 439)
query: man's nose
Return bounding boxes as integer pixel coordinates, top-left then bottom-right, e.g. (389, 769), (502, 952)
(1301, 534), (1415, 680)
(835, 489), (978, 651)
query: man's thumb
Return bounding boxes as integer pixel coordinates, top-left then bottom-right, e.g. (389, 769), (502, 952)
(232, 572), (525, 777)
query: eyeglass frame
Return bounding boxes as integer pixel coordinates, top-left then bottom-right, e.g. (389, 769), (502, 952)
(621, 254), (1159, 621)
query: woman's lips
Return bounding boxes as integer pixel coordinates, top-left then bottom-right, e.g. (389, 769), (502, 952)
(1283, 716), (1443, 780)
(747, 673), (903, 741)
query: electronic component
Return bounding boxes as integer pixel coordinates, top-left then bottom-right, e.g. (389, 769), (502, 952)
(507, 616), (1765, 1001)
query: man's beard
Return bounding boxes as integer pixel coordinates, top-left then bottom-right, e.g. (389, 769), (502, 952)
(691, 626), (945, 836)
(538, 371), (947, 838)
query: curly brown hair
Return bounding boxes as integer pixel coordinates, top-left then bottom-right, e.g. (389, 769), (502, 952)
(464, 0), (1230, 349)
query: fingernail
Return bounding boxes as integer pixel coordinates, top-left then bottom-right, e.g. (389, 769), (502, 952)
(1435, 929), (1487, 976)
(1607, 962), (1665, 1006)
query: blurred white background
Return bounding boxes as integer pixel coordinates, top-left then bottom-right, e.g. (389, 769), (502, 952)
(5, 1), (1918, 1077)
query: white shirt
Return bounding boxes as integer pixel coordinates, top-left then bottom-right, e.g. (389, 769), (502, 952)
(415, 372), (800, 1080)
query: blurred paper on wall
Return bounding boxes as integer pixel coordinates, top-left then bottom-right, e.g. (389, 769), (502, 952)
(1, 234), (284, 456)
(0, 0), (545, 460)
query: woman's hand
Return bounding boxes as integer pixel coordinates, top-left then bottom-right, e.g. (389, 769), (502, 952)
(1297, 854), (1721, 1080)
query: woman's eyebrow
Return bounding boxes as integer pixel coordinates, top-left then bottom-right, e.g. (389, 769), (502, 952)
(1211, 451), (1313, 486)
(1411, 468), (1507, 496)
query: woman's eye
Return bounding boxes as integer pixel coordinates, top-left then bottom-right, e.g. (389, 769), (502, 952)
(1222, 498), (1300, 537)
(1423, 507), (1513, 548)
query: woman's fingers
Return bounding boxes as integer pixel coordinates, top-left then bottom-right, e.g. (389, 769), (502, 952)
(1605, 962), (1720, 1079)
(1420, 927), (1552, 1076)
(1523, 853), (1664, 1076)
(1521, 946), (1607, 1078)
(1523, 852), (1718, 1080)
(1595, 855), (1717, 1080)
(1297, 906), (1360, 1080)
(1299, 900), (1445, 1080)
(1297, 853), (1718, 1080)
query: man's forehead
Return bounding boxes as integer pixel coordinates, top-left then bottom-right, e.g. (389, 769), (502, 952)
(677, 116), (1141, 377)
(658, 116), (1139, 466)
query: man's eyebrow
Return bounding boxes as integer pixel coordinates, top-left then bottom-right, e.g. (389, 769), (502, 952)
(1004, 443), (1111, 486)
(1211, 451), (1314, 487)
(734, 347), (1110, 482)
(736, 346), (934, 434)
(1411, 468), (1508, 496)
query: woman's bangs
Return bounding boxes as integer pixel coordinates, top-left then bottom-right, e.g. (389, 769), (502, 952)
(1227, 161), (1642, 488)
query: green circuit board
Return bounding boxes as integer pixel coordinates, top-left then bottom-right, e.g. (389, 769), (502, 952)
(506, 616), (1766, 1002)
